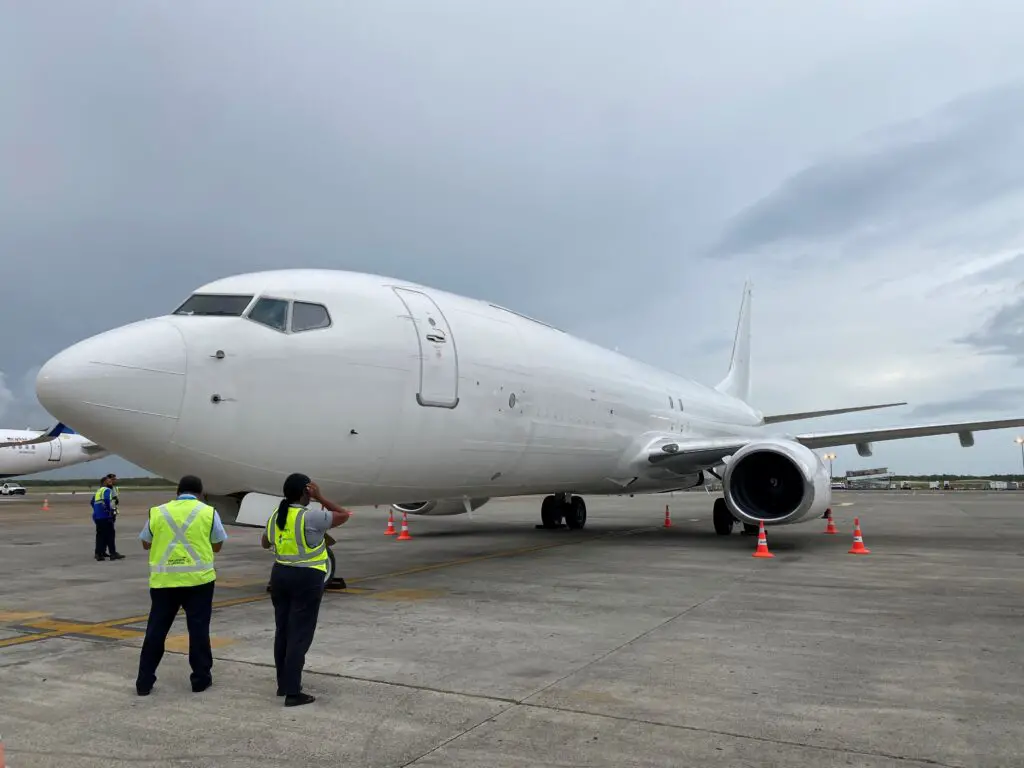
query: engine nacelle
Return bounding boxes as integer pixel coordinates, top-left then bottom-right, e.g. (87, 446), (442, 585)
(392, 498), (491, 516)
(722, 438), (831, 526)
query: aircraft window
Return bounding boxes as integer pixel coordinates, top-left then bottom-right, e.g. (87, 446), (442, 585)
(173, 293), (254, 316)
(669, 396), (675, 409)
(247, 297), (290, 332)
(291, 301), (331, 332)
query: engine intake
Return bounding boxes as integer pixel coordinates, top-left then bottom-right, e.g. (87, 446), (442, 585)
(722, 438), (831, 526)
(392, 498), (491, 516)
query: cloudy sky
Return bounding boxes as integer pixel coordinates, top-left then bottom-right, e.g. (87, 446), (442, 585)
(3, 1), (1024, 480)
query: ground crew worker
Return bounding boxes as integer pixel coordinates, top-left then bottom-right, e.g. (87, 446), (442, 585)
(135, 474), (228, 696)
(107, 473), (120, 517)
(261, 472), (352, 707)
(92, 475), (124, 561)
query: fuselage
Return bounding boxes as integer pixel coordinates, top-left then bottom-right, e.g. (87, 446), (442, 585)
(35, 270), (769, 503)
(0, 429), (109, 479)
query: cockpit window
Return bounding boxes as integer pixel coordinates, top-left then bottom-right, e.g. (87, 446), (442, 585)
(173, 293), (254, 317)
(247, 297), (289, 332)
(291, 301), (331, 332)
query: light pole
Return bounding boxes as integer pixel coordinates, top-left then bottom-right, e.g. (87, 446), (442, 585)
(824, 452), (836, 483)
(1015, 437), (1024, 488)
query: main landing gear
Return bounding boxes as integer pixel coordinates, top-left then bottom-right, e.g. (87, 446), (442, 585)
(539, 493), (587, 530)
(712, 497), (758, 536)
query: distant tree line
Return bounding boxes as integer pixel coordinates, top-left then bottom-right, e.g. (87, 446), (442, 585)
(886, 474), (1024, 482)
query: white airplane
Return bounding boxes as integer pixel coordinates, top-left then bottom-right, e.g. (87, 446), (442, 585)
(0, 422), (110, 479)
(32, 269), (1024, 550)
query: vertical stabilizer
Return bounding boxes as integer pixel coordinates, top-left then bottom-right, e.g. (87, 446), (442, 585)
(715, 281), (752, 405)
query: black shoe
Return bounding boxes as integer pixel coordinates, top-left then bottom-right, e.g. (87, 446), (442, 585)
(110, 553), (125, 560)
(192, 679), (212, 693)
(95, 555), (107, 561)
(136, 685), (151, 696)
(284, 692), (316, 707)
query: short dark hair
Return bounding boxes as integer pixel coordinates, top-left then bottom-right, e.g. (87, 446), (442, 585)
(177, 474), (203, 496)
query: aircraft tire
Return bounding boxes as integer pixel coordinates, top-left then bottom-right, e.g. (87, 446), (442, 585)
(540, 495), (561, 529)
(713, 498), (734, 536)
(564, 496), (587, 530)
(324, 548), (336, 585)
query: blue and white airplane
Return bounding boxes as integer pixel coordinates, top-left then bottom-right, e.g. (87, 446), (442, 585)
(0, 423), (110, 479)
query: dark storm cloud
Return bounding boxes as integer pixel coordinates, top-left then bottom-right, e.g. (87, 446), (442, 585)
(910, 386), (1024, 418)
(709, 83), (1024, 257)
(958, 296), (1024, 365)
(4, 2), (1024, 477)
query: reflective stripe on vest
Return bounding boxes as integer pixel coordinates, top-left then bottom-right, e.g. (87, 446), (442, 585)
(266, 505), (328, 571)
(93, 487), (111, 517)
(149, 500), (217, 587)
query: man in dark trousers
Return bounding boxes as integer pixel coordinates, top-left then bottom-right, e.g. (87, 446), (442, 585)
(92, 475), (124, 561)
(135, 474), (228, 696)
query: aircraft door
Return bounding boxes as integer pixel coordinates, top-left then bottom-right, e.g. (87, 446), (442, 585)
(48, 437), (62, 462)
(393, 287), (459, 408)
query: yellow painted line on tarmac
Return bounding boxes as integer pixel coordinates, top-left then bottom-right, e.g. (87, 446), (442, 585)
(367, 588), (446, 601)
(0, 631), (64, 648)
(165, 634), (236, 653)
(22, 618), (145, 641)
(0, 611), (50, 623)
(213, 576), (270, 589)
(0, 527), (649, 651)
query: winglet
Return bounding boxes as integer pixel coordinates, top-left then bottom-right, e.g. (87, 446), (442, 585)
(715, 281), (753, 405)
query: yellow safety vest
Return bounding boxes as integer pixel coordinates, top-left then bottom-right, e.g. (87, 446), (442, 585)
(93, 487), (113, 519)
(265, 504), (328, 573)
(147, 498), (217, 588)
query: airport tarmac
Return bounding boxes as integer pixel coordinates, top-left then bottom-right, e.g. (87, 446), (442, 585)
(0, 490), (1021, 767)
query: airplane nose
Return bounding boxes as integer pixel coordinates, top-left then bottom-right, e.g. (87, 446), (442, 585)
(36, 319), (187, 445)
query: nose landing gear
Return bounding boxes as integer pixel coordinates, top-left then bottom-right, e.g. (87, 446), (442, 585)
(538, 493), (587, 530)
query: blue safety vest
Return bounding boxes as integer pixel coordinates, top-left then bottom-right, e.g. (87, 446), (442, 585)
(92, 487), (113, 521)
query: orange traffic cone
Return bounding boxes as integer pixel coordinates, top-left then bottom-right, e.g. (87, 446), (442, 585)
(752, 520), (774, 558)
(848, 517), (870, 554)
(663, 504), (672, 528)
(396, 511), (412, 541)
(42, 497), (49, 511)
(384, 509), (396, 536)
(823, 510), (837, 534)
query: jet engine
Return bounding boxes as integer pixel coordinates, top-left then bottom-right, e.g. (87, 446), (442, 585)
(391, 498), (491, 516)
(722, 438), (831, 526)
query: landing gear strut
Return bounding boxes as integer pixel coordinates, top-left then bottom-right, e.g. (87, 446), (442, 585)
(712, 497), (758, 536)
(539, 493), (587, 530)
(713, 498), (733, 536)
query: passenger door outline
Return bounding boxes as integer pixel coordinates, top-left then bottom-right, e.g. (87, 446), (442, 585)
(393, 287), (460, 408)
